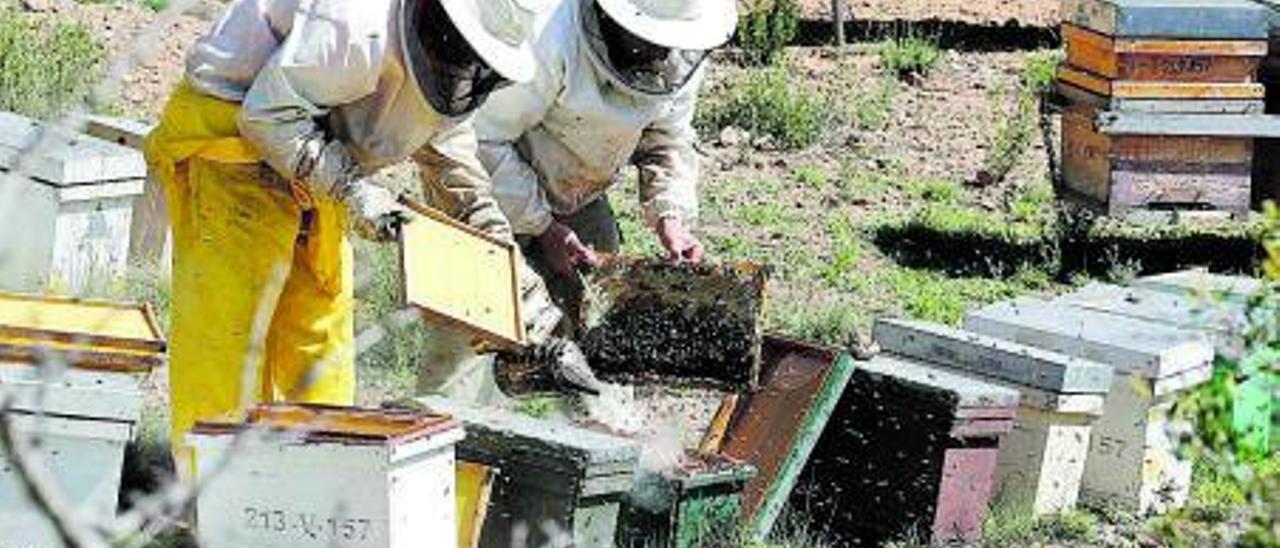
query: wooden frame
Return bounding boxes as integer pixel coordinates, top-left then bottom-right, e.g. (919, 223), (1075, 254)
(397, 197), (525, 351)
(1064, 23), (1265, 84)
(1058, 65), (1265, 100)
(0, 292), (164, 372)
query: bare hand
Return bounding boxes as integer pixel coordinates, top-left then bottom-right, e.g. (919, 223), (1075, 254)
(538, 221), (602, 276)
(656, 217), (704, 265)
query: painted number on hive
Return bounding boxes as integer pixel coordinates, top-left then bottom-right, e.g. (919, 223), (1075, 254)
(243, 507), (374, 542)
(1094, 436), (1129, 459)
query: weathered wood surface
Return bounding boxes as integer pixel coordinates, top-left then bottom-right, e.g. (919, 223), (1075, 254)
(859, 354), (1022, 410)
(0, 111), (146, 186)
(996, 408), (1095, 514)
(1059, 66), (1266, 99)
(0, 413), (135, 548)
(399, 198), (525, 351)
(1109, 161), (1251, 214)
(0, 362), (144, 422)
(1054, 283), (1248, 357)
(1065, 24), (1265, 83)
(964, 298), (1214, 379)
(720, 337), (854, 539)
(1062, 0), (1270, 40)
(873, 319), (1113, 394)
(1135, 269), (1262, 304)
(1059, 82), (1265, 113)
(1098, 112), (1280, 137)
(190, 424), (463, 548)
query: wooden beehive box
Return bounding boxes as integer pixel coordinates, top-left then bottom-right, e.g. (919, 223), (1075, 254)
(719, 336), (855, 539)
(1059, 84), (1259, 216)
(0, 112), (148, 293)
(189, 404), (462, 548)
(577, 259), (769, 390)
(619, 452), (757, 548)
(398, 199), (525, 350)
(1063, 0), (1271, 41)
(966, 298), (1215, 513)
(0, 292), (163, 548)
(794, 354), (1019, 546)
(1056, 281), (1272, 455)
(419, 396), (639, 548)
(874, 319), (1114, 515)
(1064, 22), (1267, 84)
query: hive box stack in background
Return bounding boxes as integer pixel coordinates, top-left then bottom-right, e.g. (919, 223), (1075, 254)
(967, 298), (1215, 513)
(795, 355), (1019, 545)
(873, 319), (1115, 515)
(189, 405), (464, 548)
(0, 293), (163, 548)
(0, 112), (150, 293)
(1058, 0), (1272, 218)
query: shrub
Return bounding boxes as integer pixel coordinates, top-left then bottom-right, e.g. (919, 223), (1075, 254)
(0, 9), (103, 119)
(738, 0), (800, 66)
(697, 63), (832, 150)
(852, 75), (898, 131)
(879, 35), (942, 80)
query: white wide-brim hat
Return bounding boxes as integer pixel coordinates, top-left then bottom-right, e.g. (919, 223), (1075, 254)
(595, 0), (738, 51)
(438, 0), (552, 83)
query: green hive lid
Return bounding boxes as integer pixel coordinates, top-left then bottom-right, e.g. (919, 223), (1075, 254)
(873, 318), (1114, 395)
(1063, 0), (1270, 39)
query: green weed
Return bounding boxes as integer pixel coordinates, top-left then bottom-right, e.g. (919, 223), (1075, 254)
(766, 297), (864, 347)
(697, 62), (832, 150)
(905, 178), (961, 204)
(737, 202), (790, 228)
(879, 35), (942, 80)
(0, 8), (103, 118)
(820, 216), (861, 285)
(737, 0), (799, 65)
(1010, 181), (1055, 223)
(142, 0), (169, 11)
(852, 75), (898, 131)
(1021, 50), (1064, 96)
(793, 165), (829, 192)
(834, 162), (895, 202)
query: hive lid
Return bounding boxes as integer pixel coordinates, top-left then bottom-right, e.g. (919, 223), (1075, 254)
(1135, 269), (1262, 305)
(0, 111), (147, 186)
(873, 318), (1114, 395)
(1057, 283), (1247, 336)
(0, 292), (164, 372)
(719, 336), (854, 539)
(398, 198), (525, 350)
(1062, 0), (1270, 40)
(858, 354), (1023, 410)
(191, 404), (459, 446)
(965, 297), (1216, 380)
(420, 395), (640, 471)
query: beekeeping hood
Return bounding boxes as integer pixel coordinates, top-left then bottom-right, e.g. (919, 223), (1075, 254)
(583, 0), (737, 96)
(402, 0), (550, 116)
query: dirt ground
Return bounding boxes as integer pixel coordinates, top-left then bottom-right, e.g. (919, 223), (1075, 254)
(800, 0), (1060, 27)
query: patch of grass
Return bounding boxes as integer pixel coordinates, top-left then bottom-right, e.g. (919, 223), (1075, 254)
(1010, 180), (1055, 223)
(852, 75), (898, 131)
(353, 239), (429, 400)
(142, 0), (169, 11)
(1021, 50), (1064, 96)
(879, 35), (942, 80)
(792, 165), (829, 192)
(905, 178), (961, 204)
(736, 201), (792, 230)
(697, 62), (832, 150)
(834, 162), (896, 202)
(766, 297), (864, 347)
(860, 267), (1028, 325)
(737, 0), (799, 65)
(982, 83), (1038, 186)
(0, 8), (104, 118)
(819, 216), (861, 285)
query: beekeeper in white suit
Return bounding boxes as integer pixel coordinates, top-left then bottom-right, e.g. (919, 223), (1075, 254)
(464, 0), (738, 315)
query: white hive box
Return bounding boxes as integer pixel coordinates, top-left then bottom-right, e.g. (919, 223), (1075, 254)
(966, 298), (1214, 514)
(0, 292), (162, 548)
(874, 319), (1114, 515)
(0, 111), (147, 293)
(190, 404), (464, 548)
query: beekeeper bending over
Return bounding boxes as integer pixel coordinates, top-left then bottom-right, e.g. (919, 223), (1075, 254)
(467, 0), (737, 311)
(144, 0), (559, 477)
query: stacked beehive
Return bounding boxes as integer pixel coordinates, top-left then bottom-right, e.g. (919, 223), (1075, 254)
(1058, 0), (1273, 218)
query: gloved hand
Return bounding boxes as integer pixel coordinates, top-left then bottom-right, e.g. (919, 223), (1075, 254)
(538, 221), (603, 276)
(518, 260), (563, 344)
(336, 179), (409, 242)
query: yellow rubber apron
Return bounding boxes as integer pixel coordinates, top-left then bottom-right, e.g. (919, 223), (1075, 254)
(144, 82), (356, 476)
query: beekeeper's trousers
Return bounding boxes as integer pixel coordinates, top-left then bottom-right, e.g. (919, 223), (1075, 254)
(144, 82), (355, 478)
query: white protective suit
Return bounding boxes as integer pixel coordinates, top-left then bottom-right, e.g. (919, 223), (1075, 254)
(473, 0), (704, 237)
(186, 0), (513, 241)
